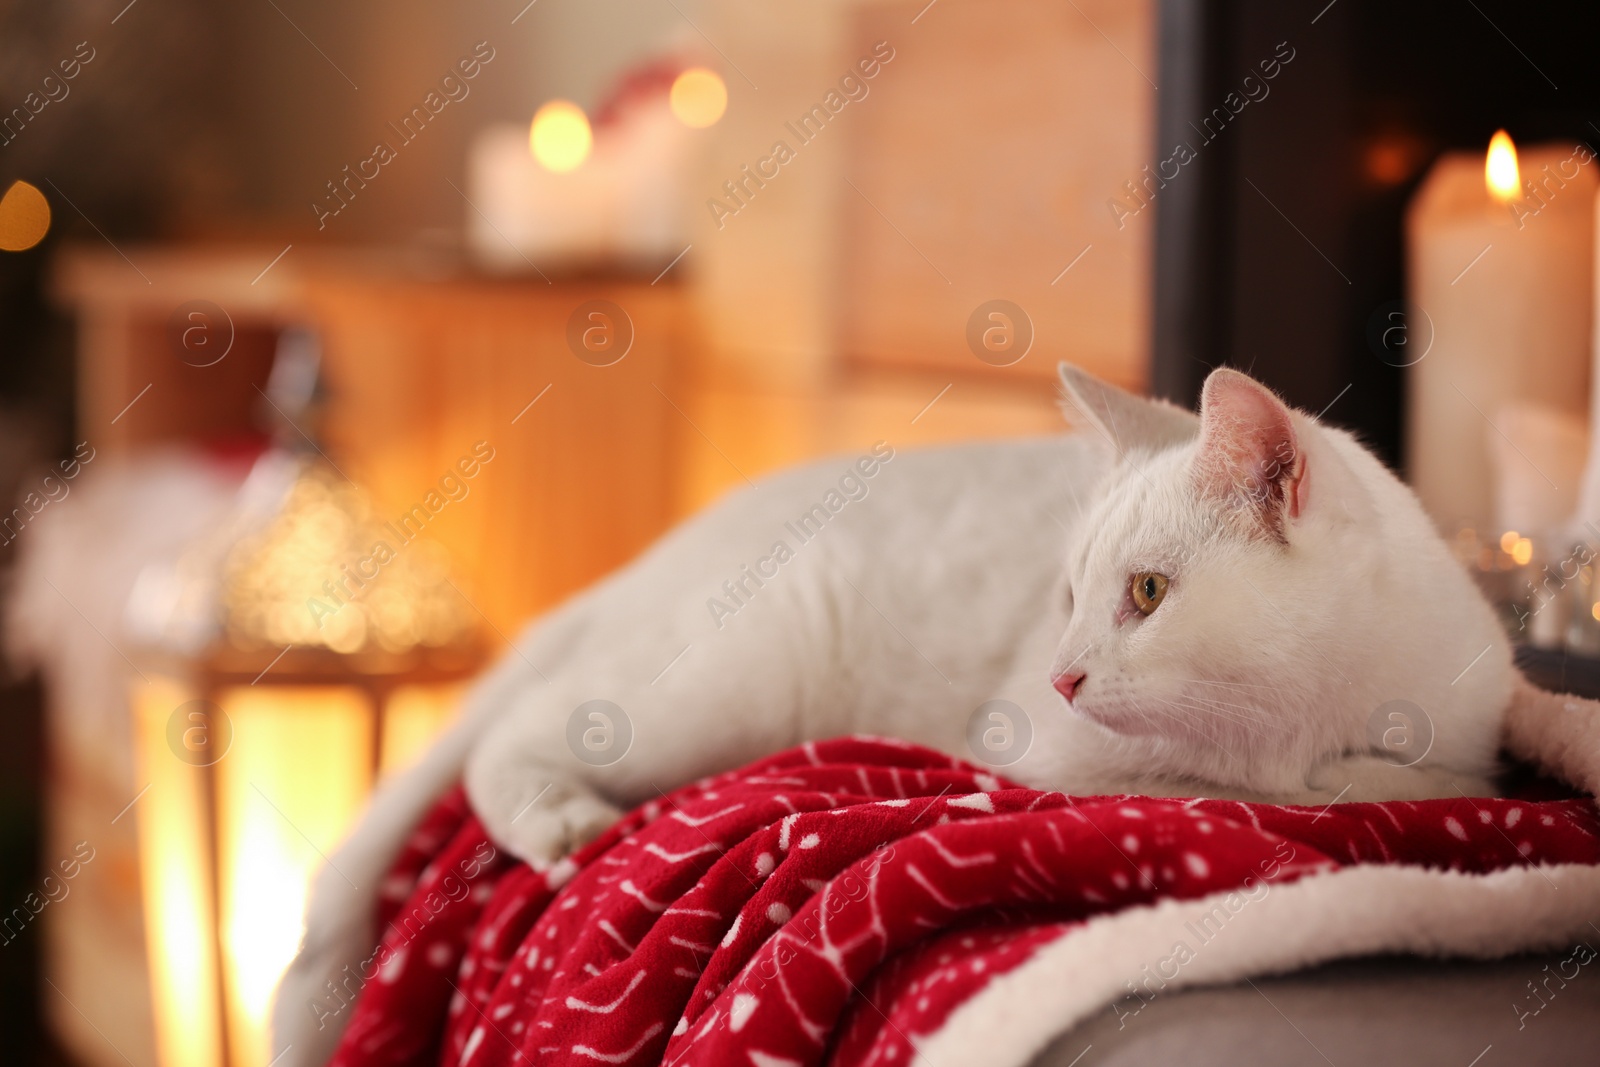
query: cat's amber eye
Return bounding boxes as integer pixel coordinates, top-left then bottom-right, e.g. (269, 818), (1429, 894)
(1131, 572), (1169, 616)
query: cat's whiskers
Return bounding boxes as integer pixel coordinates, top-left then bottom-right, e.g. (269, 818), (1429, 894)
(1119, 696), (1185, 737)
(1166, 693), (1274, 742)
(1149, 697), (1241, 762)
(1176, 690), (1275, 720)
(1187, 697), (1285, 744)
(1175, 677), (1290, 695)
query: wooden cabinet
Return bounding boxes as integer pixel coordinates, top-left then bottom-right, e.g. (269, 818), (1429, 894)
(54, 247), (686, 633)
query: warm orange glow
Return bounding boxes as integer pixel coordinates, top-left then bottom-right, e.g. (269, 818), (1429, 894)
(132, 676), (437, 1065)
(1485, 130), (1520, 203)
(530, 100), (592, 173)
(134, 678), (227, 1067)
(1499, 530), (1520, 554)
(0, 180), (50, 251)
(1511, 537), (1534, 566)
(670, 68), (728, 128)
(379, 683), (464, 778)
(214, 686), (373, 1067)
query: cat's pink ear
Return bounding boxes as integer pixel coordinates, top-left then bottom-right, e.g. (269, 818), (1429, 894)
(1193, 368), (1306, 539)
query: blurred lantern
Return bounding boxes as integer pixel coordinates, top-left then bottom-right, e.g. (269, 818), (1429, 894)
(130, 330), (484, 1067)
(220, 458), (476, 655)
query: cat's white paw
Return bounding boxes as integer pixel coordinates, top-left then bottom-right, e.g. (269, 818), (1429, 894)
(502, 791), (622, 868)
(464, 736), (624, 866)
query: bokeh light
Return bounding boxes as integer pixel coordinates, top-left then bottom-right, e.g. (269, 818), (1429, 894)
(669, 67), (728, 129)
(530, 100), (593, 173)
(0, 180), (51, 252)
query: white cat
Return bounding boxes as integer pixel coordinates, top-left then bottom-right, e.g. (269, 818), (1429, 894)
(274, 363), (1576, 1065)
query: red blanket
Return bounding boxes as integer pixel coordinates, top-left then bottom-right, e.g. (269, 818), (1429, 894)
(324, 738), (1600, 1067)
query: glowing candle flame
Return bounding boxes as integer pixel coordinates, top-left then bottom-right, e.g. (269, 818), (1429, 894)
(530, 100), (592, 173)
(1485, 129), (1520, 203)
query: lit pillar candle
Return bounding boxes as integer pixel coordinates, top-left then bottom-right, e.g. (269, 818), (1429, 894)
(1574, 183), (1600, 531)
(1406, 132), (1597, 536)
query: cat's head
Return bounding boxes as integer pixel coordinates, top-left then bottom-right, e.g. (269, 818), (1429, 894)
(1047, 363), (1512, 796)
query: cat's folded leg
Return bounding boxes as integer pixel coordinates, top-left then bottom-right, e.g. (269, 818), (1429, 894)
(1300, 753), (1498, 803)
(463, 617), (816, 866)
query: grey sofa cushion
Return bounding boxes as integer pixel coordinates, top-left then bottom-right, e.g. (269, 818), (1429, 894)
(1029, 951), (1600, 1067)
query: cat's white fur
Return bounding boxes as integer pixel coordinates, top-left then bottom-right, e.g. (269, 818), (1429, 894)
(273, 364), (1522, 1065)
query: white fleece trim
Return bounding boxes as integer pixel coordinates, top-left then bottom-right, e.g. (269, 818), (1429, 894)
(916, 862), (1600, 1067)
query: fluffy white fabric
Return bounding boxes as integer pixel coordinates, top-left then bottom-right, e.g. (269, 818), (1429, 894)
(921, 862), (1600, 1067)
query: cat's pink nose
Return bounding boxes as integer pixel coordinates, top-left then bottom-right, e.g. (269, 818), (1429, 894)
(1053, 670), (1085, 701)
